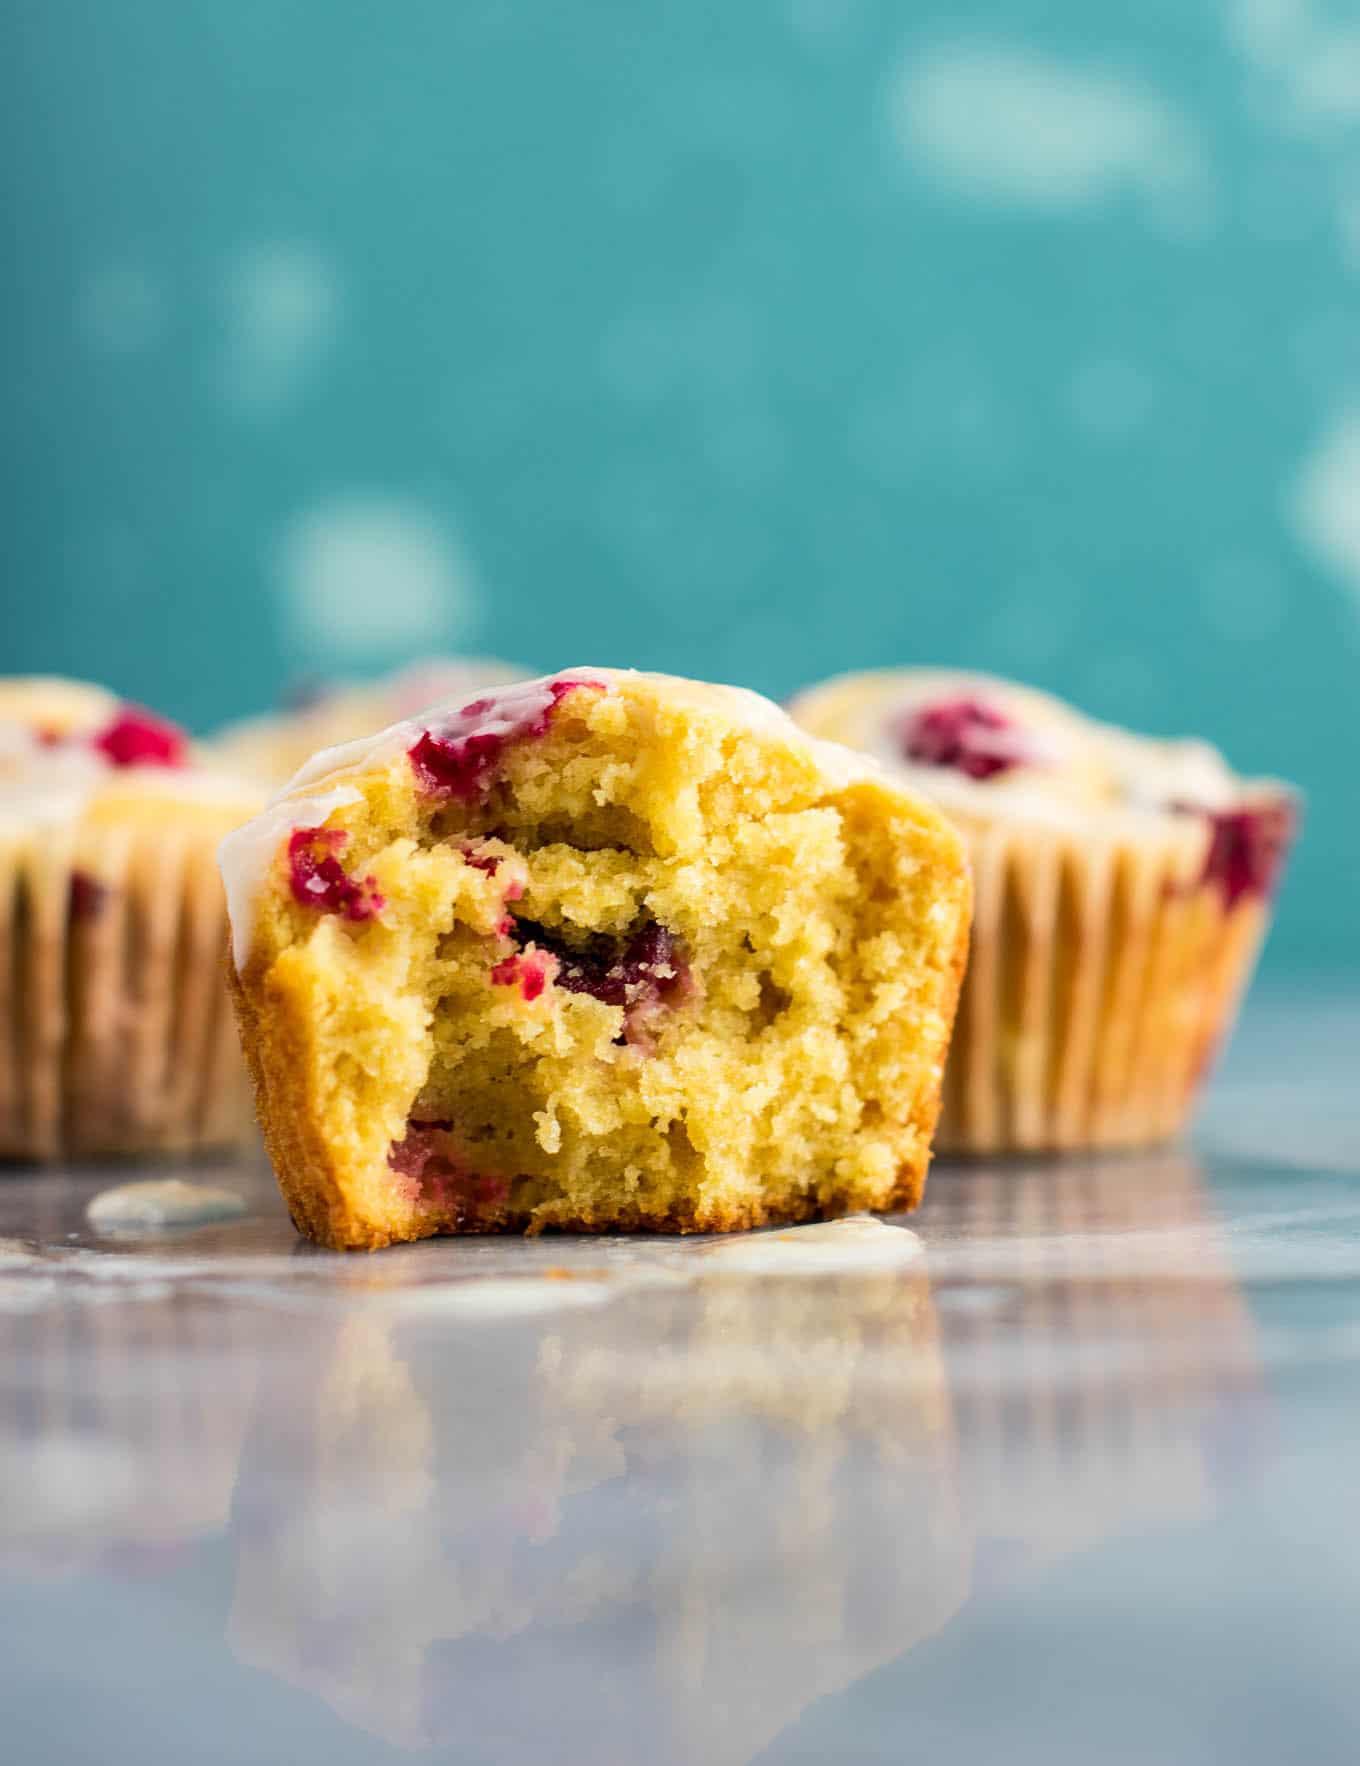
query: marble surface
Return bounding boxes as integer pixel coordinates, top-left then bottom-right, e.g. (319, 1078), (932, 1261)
(2, 984), (1358, 1764)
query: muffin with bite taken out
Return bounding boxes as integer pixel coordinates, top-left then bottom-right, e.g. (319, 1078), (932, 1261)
(220, 668), (972, 1249)
(789, 669), (1297, 1154)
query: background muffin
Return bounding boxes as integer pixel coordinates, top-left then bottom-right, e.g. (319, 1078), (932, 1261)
(0, 679), (261, 1159)
(790, 669), (1297, 1154)
(210, 657), (527, 788)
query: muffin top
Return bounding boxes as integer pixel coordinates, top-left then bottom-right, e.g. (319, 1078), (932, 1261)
(0, 677), (261, 833)
(218, 667), (916, 966)
(788, 668), (1298, 901)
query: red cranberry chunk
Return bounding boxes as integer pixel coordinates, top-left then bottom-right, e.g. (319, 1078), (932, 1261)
(409, 729), (506, 800)
(502, 917), (691, 1044)
(386, 1120), (508, 1214)
(490, 948), (558, 1002)
(1186, 799), (1297, 910)
(898, 697), (1026, 781)
(386, 1119), (455, 1182)
(68, 870), (110, 923)
(93, 704), (190, 769)
(408, 678), (606, 800)
(287, 826), (385, 922)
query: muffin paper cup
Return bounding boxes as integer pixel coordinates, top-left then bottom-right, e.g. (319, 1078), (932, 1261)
(0, 824), (251, 1159)
(938, 817), (1277, 1154)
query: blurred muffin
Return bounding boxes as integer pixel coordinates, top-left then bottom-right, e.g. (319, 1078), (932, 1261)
(0, 679), (261, 1158)
(789, 669), (1297, 1153)
(211, 656), (528, 787)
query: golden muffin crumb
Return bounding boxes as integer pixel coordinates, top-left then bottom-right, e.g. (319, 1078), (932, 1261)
(221, 670), (971, 1249)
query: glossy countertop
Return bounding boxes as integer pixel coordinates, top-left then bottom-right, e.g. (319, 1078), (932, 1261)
(2, 980), (1358, 1764)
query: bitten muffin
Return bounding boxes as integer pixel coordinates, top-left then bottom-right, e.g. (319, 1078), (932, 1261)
(220, 668), (972, 1249)
(0, 679), (262, 1158)
(211, 656), (527, 787)
(789, 670), (1297, 1154)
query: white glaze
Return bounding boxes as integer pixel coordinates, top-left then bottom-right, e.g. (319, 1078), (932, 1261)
(217, 668), (885, 968)
(699, 1214), (924, 1274)
(219, 781), (364, 967)
(791, 667), (1283, 833)
(86, 1179), (249, 1231)
(0, 713), (260, 835)
(0, 730), (107, 830)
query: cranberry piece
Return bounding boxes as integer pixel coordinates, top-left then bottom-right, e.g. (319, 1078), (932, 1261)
(490, 948), (558, 1002)
(287, 826), (385, 922)
(409, 678), (605, 800)
(68, 870), (110, 923)
(386, 1119), (454, 1182)
(459, 845), (502, 875)
(92, 704), (190, 769)
(898, 697), (1027, 781)
(500, 918), (691, 1044)
(1184, 798), (1296, 910)
(409, 728), (506, 800)
(386, 1120), (509, 1214)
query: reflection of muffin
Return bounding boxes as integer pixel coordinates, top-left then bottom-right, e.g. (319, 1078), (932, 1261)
(790, 670), (1297, 1153)
(228, 1224), (970, 1760)
(0, 679), (261, 1157)
(210, 658), (528, 787)
(929, 1150), (1270, 1584)
(0, 1278), (259, 1579)
(220, 669), (971, 1248)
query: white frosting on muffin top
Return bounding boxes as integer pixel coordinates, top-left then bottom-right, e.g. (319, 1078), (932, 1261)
(788, 668), (1288, 832)
(218, 667), (885, 967)
(0, 679), (260, 835)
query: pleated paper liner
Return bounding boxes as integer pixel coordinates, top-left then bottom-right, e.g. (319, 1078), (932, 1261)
(0, 822), (251, 1159)
(937, 815), (1279, 1154)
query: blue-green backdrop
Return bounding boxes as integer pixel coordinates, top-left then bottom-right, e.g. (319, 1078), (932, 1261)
(5, 2), (1357, 968)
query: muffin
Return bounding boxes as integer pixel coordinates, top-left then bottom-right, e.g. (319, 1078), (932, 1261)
(0, 678), (261, 1158)
(219, 668), (972, 1248)
(211, 656), (527, 787)
(789, 669), (1297, 1153)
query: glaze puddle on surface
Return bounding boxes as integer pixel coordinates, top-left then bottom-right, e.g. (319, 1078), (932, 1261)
(696, 1214), (924, 1274)
(85, 1180), (249, 1232)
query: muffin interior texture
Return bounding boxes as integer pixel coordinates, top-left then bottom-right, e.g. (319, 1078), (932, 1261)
(236, 678), (969, 1247)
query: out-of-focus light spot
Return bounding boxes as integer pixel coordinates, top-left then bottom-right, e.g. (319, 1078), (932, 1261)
(78, 265), (165, 354)
(888, 42), (1212, 231)
(1291, 410), (1360, 608)
(1200, 557), (1288, 641)
(1229, 1), (1360, 131)
(1067, 357), (1153, 441)
(276, 497), (474, 666)
(224, 242), (341, 415)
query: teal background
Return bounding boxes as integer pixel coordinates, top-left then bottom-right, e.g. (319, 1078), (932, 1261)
(4, 2), (1358, 967)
